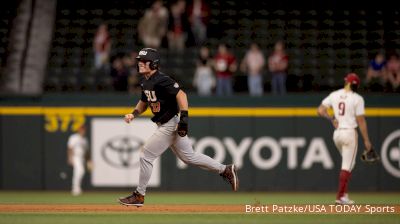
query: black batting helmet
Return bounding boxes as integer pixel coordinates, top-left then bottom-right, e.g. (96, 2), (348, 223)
(136, 48), (160, 70)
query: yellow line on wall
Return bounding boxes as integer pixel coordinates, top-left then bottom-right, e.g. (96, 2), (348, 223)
(189, 107), (318, 116)
(1, 106), (400, 117)
(0, 107), (44, 115)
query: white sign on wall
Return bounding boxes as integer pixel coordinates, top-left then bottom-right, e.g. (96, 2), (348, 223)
(91, 118), (160, 187)
(381, 130), (400, 178)
(177, 136), (334, 170)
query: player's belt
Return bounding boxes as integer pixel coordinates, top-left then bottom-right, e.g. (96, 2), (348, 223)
(156, 115), (178, 126)
(153, 111), (178, 125)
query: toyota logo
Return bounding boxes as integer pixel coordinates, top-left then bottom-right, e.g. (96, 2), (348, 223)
(381, 130), (400, 178)
(101, 135), (144, 168)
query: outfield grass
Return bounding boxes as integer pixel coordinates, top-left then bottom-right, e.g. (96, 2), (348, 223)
(0, 191), (399, 205)
(0, 191), (399, 224)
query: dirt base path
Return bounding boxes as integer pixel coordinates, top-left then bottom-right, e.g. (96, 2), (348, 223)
(1, 204), (399, 214)
(0, 204), (243, 213)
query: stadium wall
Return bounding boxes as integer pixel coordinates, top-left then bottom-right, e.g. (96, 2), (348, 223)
(0, 94), (399, 191)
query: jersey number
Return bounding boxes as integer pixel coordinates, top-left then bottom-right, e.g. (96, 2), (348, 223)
(338, 102), (346, 116)
(150, 102), (161, 113)
(144, 90), (157, 102)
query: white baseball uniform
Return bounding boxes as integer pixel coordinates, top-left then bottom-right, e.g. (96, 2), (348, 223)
(68, 133), (88, 195)
(322, 88), (365, 171)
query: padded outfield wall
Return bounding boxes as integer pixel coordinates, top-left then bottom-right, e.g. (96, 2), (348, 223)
(0, 94), (399, 191)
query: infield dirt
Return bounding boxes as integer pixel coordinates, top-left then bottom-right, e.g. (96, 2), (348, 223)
(0, 204), (243, 213)
(1, 204), (400, 214)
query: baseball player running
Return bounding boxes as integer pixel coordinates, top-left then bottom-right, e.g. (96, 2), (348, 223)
(317, 73), (374, 204)
(118, 48), (239, 207)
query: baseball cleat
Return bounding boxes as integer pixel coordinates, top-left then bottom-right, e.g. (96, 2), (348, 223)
(118, 190), (144, 207)
(335, 194), (355, 205)
(71, 189), (82, 196)
(220, 164), (239, 191)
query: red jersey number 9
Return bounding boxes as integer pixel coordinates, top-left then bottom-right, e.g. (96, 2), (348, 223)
(338, 102), (346, 116)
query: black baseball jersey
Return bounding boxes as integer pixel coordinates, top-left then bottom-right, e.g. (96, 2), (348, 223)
(140, 71), (181, 124)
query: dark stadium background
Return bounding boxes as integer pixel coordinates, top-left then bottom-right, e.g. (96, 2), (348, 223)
(1, 0), (400, 94)
(0, 0), (399, 192)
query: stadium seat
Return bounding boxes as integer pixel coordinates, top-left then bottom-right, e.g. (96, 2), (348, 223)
(42, 3), (400, 92)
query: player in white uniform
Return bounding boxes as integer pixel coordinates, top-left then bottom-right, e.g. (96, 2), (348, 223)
(317, 73), (373, 204)
(67, 125), (90, 196)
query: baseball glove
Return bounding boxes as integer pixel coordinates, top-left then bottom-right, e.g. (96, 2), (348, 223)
(360, 148), (380, 164)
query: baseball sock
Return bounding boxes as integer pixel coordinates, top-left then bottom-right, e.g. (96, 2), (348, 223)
(336, 169), (351, 200)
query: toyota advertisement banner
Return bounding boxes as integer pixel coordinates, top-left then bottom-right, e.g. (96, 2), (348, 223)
(91, 118), (160, 187)
(88, 117), (400, 191)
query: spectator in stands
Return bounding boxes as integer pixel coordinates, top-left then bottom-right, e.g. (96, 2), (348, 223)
(122, 51), (142, 94)
(213, 43), (237, 96)
(110, 56), (129, 91)
(138, 0), (168, 49)
(385, 52), (400, 92)
(93, 23), (111, 71)
(240, 43), (265, 96)
(167, 0), (190, 52)
(366, 52), (387, 91)
(193, 46), (215, 95)
(268, 41), (288, 95)
(187, 0), (210, 46)
(198, 45), (212, 65)
(122, 51), (136, 76)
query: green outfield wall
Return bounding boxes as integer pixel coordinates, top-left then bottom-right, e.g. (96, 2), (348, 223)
(1, 94), (399, 191)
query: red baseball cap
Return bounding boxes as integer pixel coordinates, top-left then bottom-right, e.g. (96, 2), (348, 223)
(344, 73), (360, 86)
